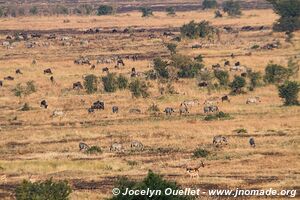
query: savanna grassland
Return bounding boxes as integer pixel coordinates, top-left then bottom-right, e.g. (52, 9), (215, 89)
(0, 4), (299, 200)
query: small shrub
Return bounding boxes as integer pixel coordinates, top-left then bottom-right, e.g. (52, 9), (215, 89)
(140, 7), (153, 17)
(84, 74), (98, 94)
(25, 81), (36, 95)
(153, 57), (169, 79)
(251, 44), (260, 49)
(20, 103), (31, 111)
(85, 146), (102, 154)
(102, 73), (117, 93)
(53, 5), (69, 15)
(12, 84), (25, 98)
(129, 79), (150, 98)
(230, 76), (246, 94)
(223, 0), (242, 16)
(278, 81), (300, 106)
(148, 103), (160, 113)
(15, 178), (72, 200)
(127, 160), (138, 166)
(180, 20), (217, 39)
(171, 54), (203, 78)
(264, 63), (289, 84)
(117, 75), (128, 90)
(234, 128), (248, 134)
(249, 71), (262, 90)
(214, 70), (229, 86)
(97, 5), (113, 15)
(194, 54), (203, 62)
(166, 43), (177, 54)
(202, 0), (217, 9)
(29, 6), (38, 15)
(204, 112), (231, 121)
(166, 7), (176, 15)
(193, 148), (209, 158)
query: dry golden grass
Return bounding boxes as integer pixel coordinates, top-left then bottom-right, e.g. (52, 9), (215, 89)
(0, 8), (299, 200)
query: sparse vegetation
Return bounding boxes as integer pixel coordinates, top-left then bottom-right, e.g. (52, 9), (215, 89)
(84, 74), (98, 94)
(214, 70), (229, 86)
(193, 148), (209, 158)
(129, 79), (150, 98)
(85, 146), (102, 154)
(171, 54), (204, 78)
(117, 75), (129, 90)
(97, 5), (113, 16)
(166, 7), (176, 15)
(202, 0), (217, 9)
(140, 7), (153, 17)
(223, 0), (242, 16)
(154, 57), (169, 79)
(204, 111), (231, 121)
(278, 81), (300, 105)
(102, 73), (118, 93)
(29, 6), (38, 15)
(230, 76), (246, 94)
(166, 43), (177, 55)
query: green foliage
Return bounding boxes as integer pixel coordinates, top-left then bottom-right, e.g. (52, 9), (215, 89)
(214, 70), (229, 86)
(102, 73), (118, 93)
(267, 0), (300, 32)
(29, 6), (38, 15)
(117, 75), (128, 90)
(193, 148), (209, 158)
(110, 170), (191, 200)
(53, 5), (69, 15)
(180, 20), (217, 39)
(140, 7), (153, 17)
(287, 58), (299, 78)
(204, 111), (231, 121)
(223, 0), (242, 16)
(230, 76), (246, 94)
(26, 81), (36, 94)
(248, 71), (262, 90)
(278, 81), (299, 105)
(15, 178), (72, 200)
(129, 79), (150, 98)
(12, 81), (36, 98)
(171, 54), (203, 78)
(214, 10), (223, 18)
(202, 0), (217, 9)
(264, 63), (289, 84)
(154, 57), (169, 79)
(166, 43), (177, 54)
(166, 7), (176, 15)
(97, 5), (113, 15)
(251, 44), (260, 49)
(194, 54), (203, 62)
(85, 146), (102, 154)
(84, 74), (98, 94)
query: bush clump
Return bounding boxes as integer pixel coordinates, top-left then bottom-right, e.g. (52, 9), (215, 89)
(153, 57), (169, 79)
(97, 5), (113, 15)
(230, 76), (246, 94)
(214, 70), (229, 86)
(84, 74), (98, 94)
(278, 81), (300, 106)
(204, 112), (231, 121)
(102, 73), (118, 93)
(117, 74), (128, 90)
(15, 178), (72, 200)
(202, 0), (217, 9)
(171, 54), (204, 78)
(140, 7), (153, 17)
(129, 79), (150, 98)
(222, 0), (242, 16)
(264, 63), (289, 84)
(166, 7), (176, 15)
(85, 146), (102, 154)
(180, 20), (217, 39)
(193, 148), (210, 158)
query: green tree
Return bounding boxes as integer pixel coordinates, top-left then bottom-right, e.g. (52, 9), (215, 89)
(140, 7), (153, 17)
(166, 43), (177, 55)
(97, 5), (113, 15)
(264, 63), (289, 84)
(223, 0), (242, 16)
(84, 74), (98, 94)
(171, 54), (203, 78)
(102, 73), (118, 93)
(214, 70), (229, 86)
(117, 74), (128, 90)
(202, 0), (217, 9)
(248, 71), (262, 91)
(129, 79), (149, 98)
(110, 170), (191, 200)
(166, 7), (176, 15)
(15, 179), (72, 200)
(267, 0), (300, 32)
(278, 81), (299, 105)
(154, 57), (169, 79)
(29, 6), (38, 15)
(230, 76), (246, 94)
(180, 20), (217, 39)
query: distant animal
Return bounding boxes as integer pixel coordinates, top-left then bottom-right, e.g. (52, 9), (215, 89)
(102, 67), (109, 73)
(231, 53), (235, 58)
(116, 58), (125, 68)
(112, 106), (119, 113)
(73, 82), (83, 90)
(186, 161), (205, 178)
(212, 63), (221, 69)
(182, 99), (200, 108)
(204, 105), (219, 113)
(16, 69), (23, 74)
(50, 76), (54, 83)
(44, 68), (52, 74)
(110, 143), (124, 152)
(129, 108), (141, 114)
(224, 60), (230, 66)
(130, 140), (144, 151)
(40, 100), (48, 109)
(235, 61), (240, 66)
(179, 105), (189, 115)
(0, 80), (2, 87)
(32, 60), (37, 65)
(164, 107), (175, 115)
(91, 100), (105, 110)
(198, 81), (208, 87)
(246, 97), (261, 104)
(4, 76), (14, 81)
(79, 142), (89, 152)
(249, 137), (256, 148)
(90, 64), (96, 70)
(51, 110), (64, 117)
(221, 95), (230, 102)
(213, 135), (228, 147)
(88, 108), (94, 113)
(241, 72), (247, 77)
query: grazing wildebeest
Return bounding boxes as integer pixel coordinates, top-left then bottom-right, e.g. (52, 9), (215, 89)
(91, 100), (105, 110)
(231, 53), (235, 58)
(0, 80), (2, 87)
(130, 140), (144, 151)
(241, 72), (247, 77)
(129, 108), (141, 114)
(204, 105), (219, 113)
(213, 135), (228, 147)
(235, 61), (240, 66)
(50, 76), (54, 83)
(198, 81), (208, 87)
(79, 142), (89, 152)
(246, 97), (261, 104)
(186, 161), (205, 178)
(88, 108), (94, 113)
(116, 58), (125, 68)
(112, 106), (119, 113)
(164, 107), (175, 115)
(224, 60), (230, 66)
(249, 138), (256, 148)
(73, 82), (83, 90)
(40, 100), (48, 109)
(90, 64), (96, 70)
(44, 68), (52, 74)
(16, 69), (23, 74)
(102, 67), (109, 73)
(51, 110), (64, 117)
(221, 95), (230, 102)
(110, 143), (124, 152)
(179, 105), (189, 115)
(212, 63), (221, 69)
(4, 76), (14, 80)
